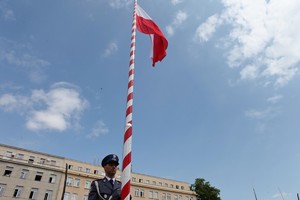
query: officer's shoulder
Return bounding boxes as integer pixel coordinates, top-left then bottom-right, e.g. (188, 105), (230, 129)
(93, 178), (104, 182)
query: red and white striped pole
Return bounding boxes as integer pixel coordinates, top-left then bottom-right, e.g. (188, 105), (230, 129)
(121, 0), (137, 200)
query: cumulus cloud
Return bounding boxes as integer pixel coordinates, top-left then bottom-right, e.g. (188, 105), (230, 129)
(195, 0), (300, 87)
(87, 120), (109, 138)
(0, 82), (89, 132)
(0, 94), (31, 113)
(166, 10), (188, 36)
(195, 14), (221, 42)
(103, 41), (118, 57)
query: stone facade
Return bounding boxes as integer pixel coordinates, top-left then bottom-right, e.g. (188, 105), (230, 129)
(0, 144), (196, 200)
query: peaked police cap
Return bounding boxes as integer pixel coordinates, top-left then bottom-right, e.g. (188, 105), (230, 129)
(101, 154), (119, 167)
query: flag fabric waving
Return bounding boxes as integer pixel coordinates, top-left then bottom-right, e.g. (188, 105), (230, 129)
(136, 4), (168, 67)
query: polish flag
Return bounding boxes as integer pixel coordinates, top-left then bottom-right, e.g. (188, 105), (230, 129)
(136, 4), (168, 67)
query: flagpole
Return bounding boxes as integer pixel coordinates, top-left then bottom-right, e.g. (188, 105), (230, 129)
(121, 0), (137, 200)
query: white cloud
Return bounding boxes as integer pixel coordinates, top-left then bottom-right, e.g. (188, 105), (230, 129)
(166, 10), (188, 36)
(103, 41), (118, 57)
(245, 109), (269, 120)
(0, 82), (89, 132)
(272, 192), (291, 200)
(245, 107), (280, 120)
(0, 0), (15, 21)
(171, 0), (183, 6)
(196, 0), (300, 87)
(109, 0), (131, 9)
(267, 95), (283, 104)
(240, 64), (258, 80)
(0, 37), (50, 83)
(195, 14), (221, 42)
(0, 94), (31, 113)
(87, 120), (109, 138)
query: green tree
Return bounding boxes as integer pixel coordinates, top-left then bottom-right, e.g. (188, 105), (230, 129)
(191, 178), (221, 200)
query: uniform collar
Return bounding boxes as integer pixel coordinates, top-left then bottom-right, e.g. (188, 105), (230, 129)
(105, 176), (115, 182)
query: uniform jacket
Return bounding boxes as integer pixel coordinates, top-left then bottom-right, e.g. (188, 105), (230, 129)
(88, 177), (121, 200)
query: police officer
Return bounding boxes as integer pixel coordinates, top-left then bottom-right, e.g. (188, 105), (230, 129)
(88, 154), (121, 200)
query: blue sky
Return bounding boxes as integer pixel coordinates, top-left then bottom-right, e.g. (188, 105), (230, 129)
(1, 0), (300, 199)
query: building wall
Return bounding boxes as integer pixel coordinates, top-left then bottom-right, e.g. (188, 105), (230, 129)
(0, 144), (196, 200)
(0, 144), (64, 200)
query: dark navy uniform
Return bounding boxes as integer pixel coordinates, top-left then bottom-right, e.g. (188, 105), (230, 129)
(88, 177), (121, 200)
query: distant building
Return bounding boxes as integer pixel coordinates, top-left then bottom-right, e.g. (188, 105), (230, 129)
(0, 143), (196, 200)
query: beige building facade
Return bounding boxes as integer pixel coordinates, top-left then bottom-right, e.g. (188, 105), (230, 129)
(0, 144), (196, 200)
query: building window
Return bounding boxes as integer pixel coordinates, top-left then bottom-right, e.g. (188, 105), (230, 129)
(170, 184), (174, 188)
(35, 172), (43, 181)
(138, 178), (143, 183)
(165, 183), (168, 187)
(149, 191), (153, 199)
(167, 193), (171, 200)
(0, 184), (6, 197)
(28, 156), (35, 164)
(67, 177), (73, 186)
(179, 195), (182, 200)
(44, 190), (52, 200)
(176, 185), (179, 189)
(159, 182), (162, 186)
(185, 196), (189, 200)
(152, 181), (156, 185)
(94, 170), (98, 175)
(3, 166), (13, 176)
(40, 158), (46, 164)
(132, 177), (136, 182)
(85, 180), (91, 189)
(68, 165), (73, 170)
(29, 188), (38, 199)
(63, 192), (70, 200)
(174, 195), (178, 200)
(49, 174), (56, 183)
(162, 193), (166, 200)
(71, 193), (78, 200)
(154, 192), (158, 199)
(16, 153), (24, 159)
(86, 168), (90, 173)
(83, 195), (88, 200)
(5, 151), (13, 157)
(50, 160), (56, 165)
(20, 169), (29, 179)
(134, 189), (139, 197)
(140, 190), (145, 197)
(78, 167), (82, 172)
(13, 186), (23, 198)
(74, 178), (80, 187)
(146, 180), (150, 184)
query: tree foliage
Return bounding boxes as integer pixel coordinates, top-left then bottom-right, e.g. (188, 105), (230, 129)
(191, 178), (221, 200)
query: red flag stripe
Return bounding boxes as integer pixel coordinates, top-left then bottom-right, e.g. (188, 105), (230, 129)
(136, 4), (168, 66)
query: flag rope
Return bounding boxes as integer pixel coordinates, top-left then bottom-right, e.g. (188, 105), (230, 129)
(121, 0), (137, 200)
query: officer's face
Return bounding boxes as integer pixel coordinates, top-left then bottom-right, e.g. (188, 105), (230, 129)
(104, 162), (118, 178)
